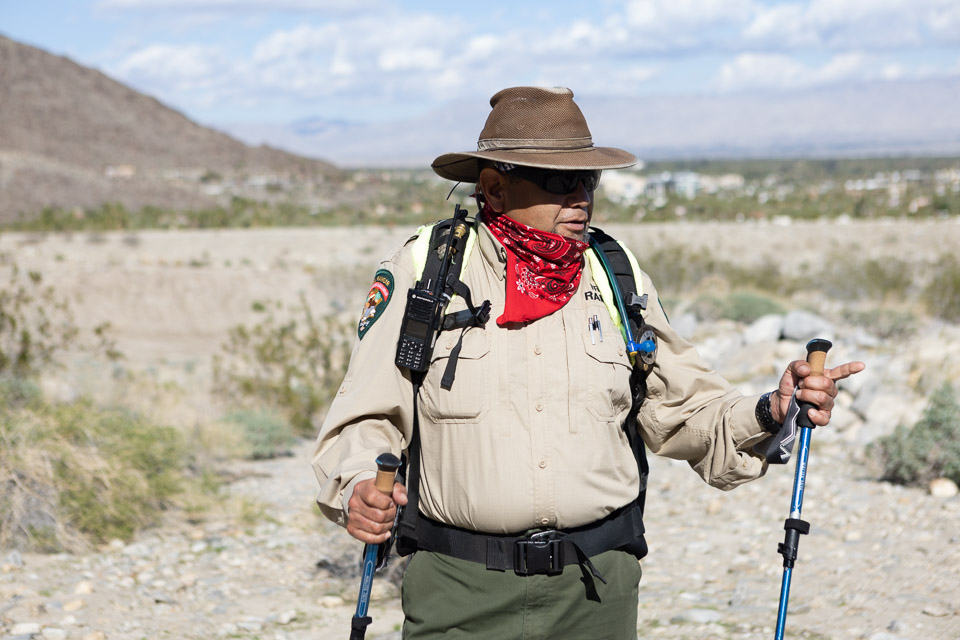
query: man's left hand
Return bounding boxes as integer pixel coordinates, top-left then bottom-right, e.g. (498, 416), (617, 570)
(770, 359), (866, 426)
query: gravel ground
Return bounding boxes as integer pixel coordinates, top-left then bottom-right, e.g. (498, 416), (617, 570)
(2, 220), (960, 639)
(2, 439), (958, 640)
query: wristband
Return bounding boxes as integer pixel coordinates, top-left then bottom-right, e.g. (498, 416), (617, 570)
(756, 391), (782, 434)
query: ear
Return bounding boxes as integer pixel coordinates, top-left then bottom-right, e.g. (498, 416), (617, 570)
(477, 168), (507, 213)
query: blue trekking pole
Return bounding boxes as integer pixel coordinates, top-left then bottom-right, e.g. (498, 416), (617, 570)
(349, 452), (401, 640)
(773, 338), (832, 639)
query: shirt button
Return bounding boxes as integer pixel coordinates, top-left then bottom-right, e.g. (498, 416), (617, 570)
(618, 346), (624, 356)
(540, 518), (550, 525)
(534, 344), (541, 355)
(539, 459), (546, 469)
(535, 401), (543, 412)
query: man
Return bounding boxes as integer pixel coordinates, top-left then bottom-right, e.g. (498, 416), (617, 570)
(313, 86), (864, 639)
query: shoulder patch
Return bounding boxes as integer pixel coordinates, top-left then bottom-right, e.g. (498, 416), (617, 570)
(358, 269), (395, 339)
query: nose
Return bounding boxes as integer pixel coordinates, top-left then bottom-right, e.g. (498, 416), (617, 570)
(565, 179), (592, 208)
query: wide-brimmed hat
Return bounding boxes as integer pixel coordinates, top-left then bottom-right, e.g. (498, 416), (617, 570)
(431, 86), (637, 183)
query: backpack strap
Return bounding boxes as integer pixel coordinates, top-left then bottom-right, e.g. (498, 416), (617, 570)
(586, 227), (655, 513)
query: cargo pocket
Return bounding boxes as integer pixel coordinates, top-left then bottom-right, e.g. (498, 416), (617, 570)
(420, 328), (491, 423)
(580, 332), (633, 423)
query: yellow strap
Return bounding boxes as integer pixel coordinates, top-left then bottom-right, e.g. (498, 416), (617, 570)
(585, 248), (623, 339)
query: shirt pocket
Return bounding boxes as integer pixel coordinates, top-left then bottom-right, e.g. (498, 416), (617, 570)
(579, 331), (633, 424)
(420, 327), (491, 423)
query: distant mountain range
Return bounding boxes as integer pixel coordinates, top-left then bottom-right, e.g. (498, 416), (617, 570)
(2, 32), (958, 221)
(226, 77), (960, 168)
(0, 35), (338, 220)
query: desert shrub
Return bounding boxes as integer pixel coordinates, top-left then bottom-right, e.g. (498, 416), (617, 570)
(0, 257), (78, 375)
(0, 388), (189, 551)
(222, 409), (297, 460)
(841, 308), (917, 339)
(688, 294), (726, 321)
(721, 291), (786, 323)
(214, 294), (352, 435)
(922, 254), (960, 323)
(870, 382), (960, 486)
(641, 245), (721, 294)
(817, 254), (914, 302)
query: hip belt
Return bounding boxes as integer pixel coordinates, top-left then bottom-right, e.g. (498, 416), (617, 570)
(410, 502), (647, 578)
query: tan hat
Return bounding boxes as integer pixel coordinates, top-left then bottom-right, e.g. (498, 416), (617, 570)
(431, 86), (637, 183)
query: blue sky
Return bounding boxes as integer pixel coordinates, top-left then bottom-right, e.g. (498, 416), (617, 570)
(3, 0), (960, 131)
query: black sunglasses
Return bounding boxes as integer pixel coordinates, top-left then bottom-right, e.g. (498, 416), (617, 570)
(504, 166), (602, 195)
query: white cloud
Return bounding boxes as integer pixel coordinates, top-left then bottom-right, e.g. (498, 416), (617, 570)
(113, 44), (234, 92)
(715, 52), (869, 92)
(742, 0), (960, 51)
(97, 0), (372, 10)
(94, 1), (960, 123)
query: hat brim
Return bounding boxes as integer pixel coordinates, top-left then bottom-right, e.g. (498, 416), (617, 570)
(431, 146), (637, 183)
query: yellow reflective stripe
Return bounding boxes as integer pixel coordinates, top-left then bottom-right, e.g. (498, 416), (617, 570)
(410, 223), (434, 277)
(585, 248), (624, 340)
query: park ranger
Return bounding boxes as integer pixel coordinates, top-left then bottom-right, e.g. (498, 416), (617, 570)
(312, 86), (864, 639)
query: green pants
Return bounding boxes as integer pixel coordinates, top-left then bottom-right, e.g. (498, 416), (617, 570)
(401, 549), (642, 640)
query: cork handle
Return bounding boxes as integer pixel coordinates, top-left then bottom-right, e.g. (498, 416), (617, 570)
(805, 339), (832, 375)
(374, 453), (401, 495)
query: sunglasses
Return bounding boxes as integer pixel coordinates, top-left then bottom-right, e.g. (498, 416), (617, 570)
(504, 166), (602, 195)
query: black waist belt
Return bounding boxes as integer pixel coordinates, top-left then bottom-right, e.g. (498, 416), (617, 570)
(412, 503), (647, 577)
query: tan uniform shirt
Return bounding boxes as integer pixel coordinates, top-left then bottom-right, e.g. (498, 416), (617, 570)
(312, 223), (771, 534)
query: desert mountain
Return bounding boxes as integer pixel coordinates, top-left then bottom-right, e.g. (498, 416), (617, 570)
(0, 35), (339, 220)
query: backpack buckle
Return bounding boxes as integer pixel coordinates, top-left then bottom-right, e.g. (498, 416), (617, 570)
(514, 531), (564, 576)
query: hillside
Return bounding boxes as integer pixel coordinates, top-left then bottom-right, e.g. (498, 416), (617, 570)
(0, 35), (340, 220)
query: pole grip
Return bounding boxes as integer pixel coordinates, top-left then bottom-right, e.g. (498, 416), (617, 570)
(374, 453), (401, 495)
(797, 339), (832, 430)
(805, 338), (831, 375)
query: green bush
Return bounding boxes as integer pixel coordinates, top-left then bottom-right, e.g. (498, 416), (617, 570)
(721, 291), (786, 323)
(871, 382), (960, 486)
(0, 257), (78, 375)
(222, 409), (297, 460)
(214, 293), (352, 435)
(922, 254), (960, 322)
(0, 388), (189, 550)
(817, 254), (914, 302)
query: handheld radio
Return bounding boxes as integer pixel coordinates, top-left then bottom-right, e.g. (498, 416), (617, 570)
(395, 205), (471, 372)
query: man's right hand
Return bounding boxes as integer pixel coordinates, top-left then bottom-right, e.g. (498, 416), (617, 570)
(346, 479), (408, 544)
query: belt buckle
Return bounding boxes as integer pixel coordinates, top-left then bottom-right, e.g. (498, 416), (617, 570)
(514, 530), (564, 577)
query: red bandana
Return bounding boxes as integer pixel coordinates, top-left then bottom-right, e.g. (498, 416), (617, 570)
(481, 205), (588, 325)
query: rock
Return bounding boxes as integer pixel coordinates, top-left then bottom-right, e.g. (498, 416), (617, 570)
(11, 623), (42, 635)
(81, 632), (107, 640)
(319, 595), (345, 608)
(62, 599), (85, 612)
(782, 310), (834, 342)
(237, 617), (264, 632)
(929, 478), (959, 498)
(74, 580), (95, 595)
(277, 610), (297, 625)
(922, 604), (950, 617)
(744, 314), (784, 344)
(42, 628), (68, 640)
(4, 550), (25, 569)
(669, 608), (723, 624)
(868, 634), (908, 640)
(671, 312), (698, 339)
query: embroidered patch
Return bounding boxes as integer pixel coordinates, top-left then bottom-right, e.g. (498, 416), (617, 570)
(358, 269), (394, 339)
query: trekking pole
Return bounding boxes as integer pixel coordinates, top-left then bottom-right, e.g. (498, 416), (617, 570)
(350, 452), (401, 640)
(774, 338), (832, 640)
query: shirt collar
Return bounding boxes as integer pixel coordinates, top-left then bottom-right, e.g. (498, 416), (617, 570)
(477, 221), (507, 281)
